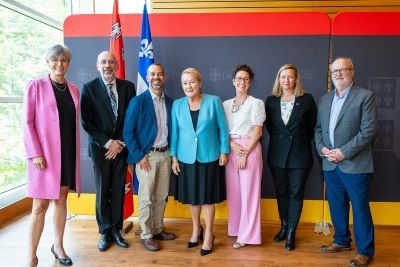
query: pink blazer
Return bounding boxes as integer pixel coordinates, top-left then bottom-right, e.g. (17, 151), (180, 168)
(23, 75), (80, 199)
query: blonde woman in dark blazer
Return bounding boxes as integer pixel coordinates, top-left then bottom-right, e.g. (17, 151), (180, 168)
(265, 63), (317, 251)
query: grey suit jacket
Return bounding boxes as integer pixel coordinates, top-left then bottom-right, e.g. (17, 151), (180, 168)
(314, 85), (378, 173)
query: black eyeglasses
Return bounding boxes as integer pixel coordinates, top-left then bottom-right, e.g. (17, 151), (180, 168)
(234, 77), (250, 83)
(331, 68), (352, 75)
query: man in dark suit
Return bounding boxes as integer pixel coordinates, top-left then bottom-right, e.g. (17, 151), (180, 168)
(315, 57), (377, 267)
(81, 51), (136, 252)
(123, 63), (175, 251)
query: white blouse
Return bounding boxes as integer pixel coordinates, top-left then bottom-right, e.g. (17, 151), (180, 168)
(280, 99), (295, 125)
(223, 95), (266, 137)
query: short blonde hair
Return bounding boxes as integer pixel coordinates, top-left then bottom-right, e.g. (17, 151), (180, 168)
(181, 67), (202, 83)
(271, 64), (305, 97)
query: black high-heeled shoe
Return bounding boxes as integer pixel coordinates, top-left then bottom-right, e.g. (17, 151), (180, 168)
(35, 256), (38, 266)
(285, 229), (296, 251)
(187, 227), (204, 248)
(51, 245), (73, 266)
(200, 235), (214, 256)
(273, 220), (288, 243)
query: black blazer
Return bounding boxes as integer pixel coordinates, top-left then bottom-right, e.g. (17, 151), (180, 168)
(81, 77), (136, 157)
(265, 93), (317, 169)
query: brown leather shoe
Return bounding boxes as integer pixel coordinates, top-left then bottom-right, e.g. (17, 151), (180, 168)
(141, 238), (160, 251)
(153, 230), (176, 241)
(320, 243), (352, 253)
(349, 254), (373, 267)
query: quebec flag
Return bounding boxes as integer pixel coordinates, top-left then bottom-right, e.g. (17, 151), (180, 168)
(136, 2), (154, 95)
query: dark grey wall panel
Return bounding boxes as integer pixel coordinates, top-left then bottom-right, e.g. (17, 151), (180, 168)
(66, 34), (330, 199)
(332, 36), (400, 201)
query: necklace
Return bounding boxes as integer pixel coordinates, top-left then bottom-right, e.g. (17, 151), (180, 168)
(281, 94), (295, 102)
(232, 95), (247, 113)
(188, 94), (202, 111)
(51, 79), (67, 92)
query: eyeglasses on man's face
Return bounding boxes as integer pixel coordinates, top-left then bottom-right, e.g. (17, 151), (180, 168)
(331, 68), (352, 75)
(98, 59), (117, 66)
(234, 77), (250, 83)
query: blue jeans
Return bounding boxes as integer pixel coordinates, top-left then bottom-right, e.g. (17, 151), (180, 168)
(324, 166), (374, 256)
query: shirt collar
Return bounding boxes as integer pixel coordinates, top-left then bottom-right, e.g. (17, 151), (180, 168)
(334, 82), (352, 99)
(102, 78), (116, 87)
(149, 89), (164, 101)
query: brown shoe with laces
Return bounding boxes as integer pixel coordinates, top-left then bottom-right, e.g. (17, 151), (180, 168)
(153, 230), (176, 240)
(349, 254), (373, 267)
(141, 238), (160, 251)
(320, 243), (352, 253)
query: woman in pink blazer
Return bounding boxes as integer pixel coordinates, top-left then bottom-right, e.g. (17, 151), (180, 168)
(23, 44), (80, 267)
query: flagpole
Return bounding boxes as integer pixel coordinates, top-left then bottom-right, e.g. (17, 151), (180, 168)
(136, 1), (155, 95)
(110, 0), (134, 233)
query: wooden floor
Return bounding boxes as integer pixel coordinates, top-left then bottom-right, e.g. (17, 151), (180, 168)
(1, 210), (400, 267)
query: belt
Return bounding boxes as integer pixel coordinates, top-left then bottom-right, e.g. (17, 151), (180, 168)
(151, 146), (169, 152)
(230, 134), (249, 139)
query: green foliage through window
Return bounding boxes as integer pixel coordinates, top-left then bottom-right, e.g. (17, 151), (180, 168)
(0, 1), (70, 194)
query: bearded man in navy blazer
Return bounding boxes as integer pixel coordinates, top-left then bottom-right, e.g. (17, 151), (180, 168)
(315, 57), (377, 267)
(81, 51), (136, 252)
(123, 63), (176, 252)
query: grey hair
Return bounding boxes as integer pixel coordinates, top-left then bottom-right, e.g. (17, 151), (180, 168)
(330, 57), (354, 70)
(45, 44), (72, 63)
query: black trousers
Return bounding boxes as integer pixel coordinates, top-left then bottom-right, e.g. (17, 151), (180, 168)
(270, 166), (309, 229)
(92, 151), (127, 234)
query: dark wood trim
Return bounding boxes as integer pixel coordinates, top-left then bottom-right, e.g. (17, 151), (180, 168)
(0, 197), (32, 226)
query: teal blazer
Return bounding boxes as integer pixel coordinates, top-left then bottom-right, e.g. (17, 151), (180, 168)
(170, 94), (230, 164)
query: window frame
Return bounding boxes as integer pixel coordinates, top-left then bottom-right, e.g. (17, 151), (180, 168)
(0, 0), (67, 208)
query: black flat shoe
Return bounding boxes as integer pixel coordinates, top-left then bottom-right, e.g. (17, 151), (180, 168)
(51, 245), (73, 266)
(97, 234), (111, 252)
(200, 235), (214, 256)
(112, 231), (129, 248)
(187, 227), (204, 248)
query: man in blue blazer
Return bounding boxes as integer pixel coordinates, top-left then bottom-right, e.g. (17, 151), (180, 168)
(315, 57), (378, 267)
(123, 63), (175, 251)
(81, 51), (136, 252)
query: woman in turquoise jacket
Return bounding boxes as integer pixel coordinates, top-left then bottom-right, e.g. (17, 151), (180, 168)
(170, 68), (230, 256)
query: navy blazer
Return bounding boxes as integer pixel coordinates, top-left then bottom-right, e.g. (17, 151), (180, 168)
(81, 77), (136, 157)
(123, 89), (173, 164)
(265, 93), (317, 168)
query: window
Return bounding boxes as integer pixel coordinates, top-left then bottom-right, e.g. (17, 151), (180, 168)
(0, 1), (69, 204)
(17, 0), (71, 22)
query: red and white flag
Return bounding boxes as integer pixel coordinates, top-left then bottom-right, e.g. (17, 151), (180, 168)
(110, 0), (126, 79)
(110, 0), (133, 220)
